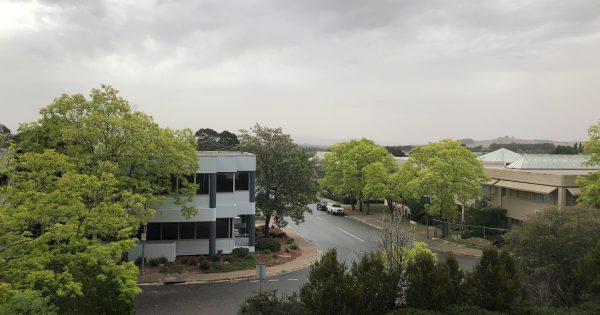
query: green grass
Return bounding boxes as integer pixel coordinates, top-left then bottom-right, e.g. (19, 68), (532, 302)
(202, 255), (257, 273)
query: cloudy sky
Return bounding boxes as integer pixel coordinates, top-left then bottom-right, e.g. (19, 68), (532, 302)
(1, 0), (599, 145)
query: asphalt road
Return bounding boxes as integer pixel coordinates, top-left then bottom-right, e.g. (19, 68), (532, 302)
(134, 205), (478, 315)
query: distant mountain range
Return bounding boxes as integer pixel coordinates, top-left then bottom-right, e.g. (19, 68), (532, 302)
(459, 136), (576, 148)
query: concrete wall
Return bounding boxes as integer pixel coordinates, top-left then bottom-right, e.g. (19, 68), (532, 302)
(129, 242), (176, 262)
(196, 154), (256, 173)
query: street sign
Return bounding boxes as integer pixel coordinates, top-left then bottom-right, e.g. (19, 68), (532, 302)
(256, 263), (266, 280)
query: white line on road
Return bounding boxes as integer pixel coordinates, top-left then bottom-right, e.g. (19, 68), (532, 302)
(268, 279), (279, 282)
(287, 278), (298, 281)
(337, 227), (364, 242)
(249, 280), (259, 283)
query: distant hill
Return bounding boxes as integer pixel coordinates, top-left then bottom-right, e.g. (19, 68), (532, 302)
(463, 136), (575, 149)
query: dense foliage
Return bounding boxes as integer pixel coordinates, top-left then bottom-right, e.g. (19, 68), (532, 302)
(487, 142), (556, 154)
(195, 128), (239, 151)
(237, 124), (318, 237)
(577, 121), (600, 208)
(0, 86), (198, 314)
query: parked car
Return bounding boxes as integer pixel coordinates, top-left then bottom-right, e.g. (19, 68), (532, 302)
(316, 200), (329, 211)
(328, 204), (345, 215)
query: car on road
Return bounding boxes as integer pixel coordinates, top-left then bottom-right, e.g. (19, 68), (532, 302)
(327, 204), (344, 215)
(316, 200), (329, 211)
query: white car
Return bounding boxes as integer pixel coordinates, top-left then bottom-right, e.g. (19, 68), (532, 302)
(327, 204), (345, 215)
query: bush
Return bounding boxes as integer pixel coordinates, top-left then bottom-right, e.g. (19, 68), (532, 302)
(198, 255), (206, 262)
(148, 258), (160, 267)
(238, 290), (306, 315)
(199, 260), (211, 271)
(224, 256), (232, 263)
(257, 238), (281, 252)
(158, 256), (168, 264)
(285, 248), (290, 253)
(289, 244), (299, 251)
(180, 257), (189, 265)
(463, 247), (522, 311)
(286, 238), (295, 244)
(232, 247), (250, 258)
(261, 249), (271, 254)
(187, 259), (197, 266)
(210, 254), (221, 262)
(134, 256), (147, 267)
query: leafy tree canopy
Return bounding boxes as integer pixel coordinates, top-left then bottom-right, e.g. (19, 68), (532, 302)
(578, 121), (600, 208)
(404, 139), (489, 220)
(195, 128), (239, 151)
(237, 124), (317, 237)
(16, 85), (199, 218)
(321, 138), (396, 211)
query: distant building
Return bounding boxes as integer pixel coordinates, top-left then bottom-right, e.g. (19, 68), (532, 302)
(128, 151), (256, 262)
(481, 150), (598, 224)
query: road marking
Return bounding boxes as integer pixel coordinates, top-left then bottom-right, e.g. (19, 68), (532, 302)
(337, 228), (364, 242)
(249, 280), (259, 283)
(287, 278), (298, 281)
(268, 279), (279, 282)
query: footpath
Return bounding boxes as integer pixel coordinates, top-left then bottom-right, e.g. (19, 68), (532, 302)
(138, 226), (321, 285)
(345, 210), (482, 258)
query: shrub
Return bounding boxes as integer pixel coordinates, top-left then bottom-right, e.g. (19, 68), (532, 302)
(289, 244), (299, 251)
(199, 260), (211, 271)
(224, 256), (232, 263)
(257, 238), (281, 252)
(198, 255), (206, 262)
(180, 257), (189, 265)
(210, 255), (220, 262)
(463, 247), (522, 311)
(261, 249), (271, 254)
(158, 256), (168, 264)
(285, 248), (290, 253)
(232, 247), (250, 258)
(134, 256), (147, 267)
(187, 259), (197, 266)
(286, 238), (295, 244)
(148, 258), (160, 267)
(238, 290), (306, 315)
(272, 253), (279, 258)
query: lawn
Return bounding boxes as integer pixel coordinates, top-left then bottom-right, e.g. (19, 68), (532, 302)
(201, 255), (258, 273)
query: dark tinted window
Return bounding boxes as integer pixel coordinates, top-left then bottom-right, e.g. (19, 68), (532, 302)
(179, 223), (195, 239)
(235, 172), (249, 191)
(196, 222), (210, 239)
(161, 223), (178, 240)
(216, 173), (234, 192)
(196, 173), (209, 195)
(147, 223), (161, 240)
(216, 218), (230, 238)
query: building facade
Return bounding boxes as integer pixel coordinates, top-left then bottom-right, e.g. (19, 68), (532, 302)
(128, 151), (256, 262)
(481, 152), (597, 223)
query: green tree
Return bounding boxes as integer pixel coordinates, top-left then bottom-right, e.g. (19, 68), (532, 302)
(577, 121), (600, 208)
(505, 207), (600, 306)
(404, 139), (489, 236)
(463, 247), (522, 311)
(0, 149), (141, 314)
(195, 128), (239, 151)
(321, 138), (396, 212)
(465, 198), (507, 228)
(0, 284), (58, 315)
(16, 85), (199, 218)
(404, 249), (463, 310)
(363, 162), (416, 216)
(237, 124), (317, 237)
(349, 252), (399, 314)
(299, 249), (354, 314)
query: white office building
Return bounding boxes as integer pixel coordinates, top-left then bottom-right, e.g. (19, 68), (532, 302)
(129, 151), (256, 262)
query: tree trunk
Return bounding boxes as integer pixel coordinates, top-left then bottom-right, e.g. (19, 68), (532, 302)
(359, 197), (363, 212)
(351, 199), (356, 211)
(366, 200), (370, 215)
(264, 213), (271, 238)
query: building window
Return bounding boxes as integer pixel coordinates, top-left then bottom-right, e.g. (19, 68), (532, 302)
(196, 173), (209, 195)
(216, 173), (234, 192)
(235, 172), (249, 191)
(196, 222), (210, 239)
(179, 222), (195, 239)
(146, 223), (161, 240)
(161, 223), (178, 240)
(216, 218), (231, 238)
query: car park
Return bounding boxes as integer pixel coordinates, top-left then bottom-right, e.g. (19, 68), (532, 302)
(327, 204), (344, 215)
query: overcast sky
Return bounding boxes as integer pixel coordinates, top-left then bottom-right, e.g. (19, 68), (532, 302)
(1, 0), (599, 145)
